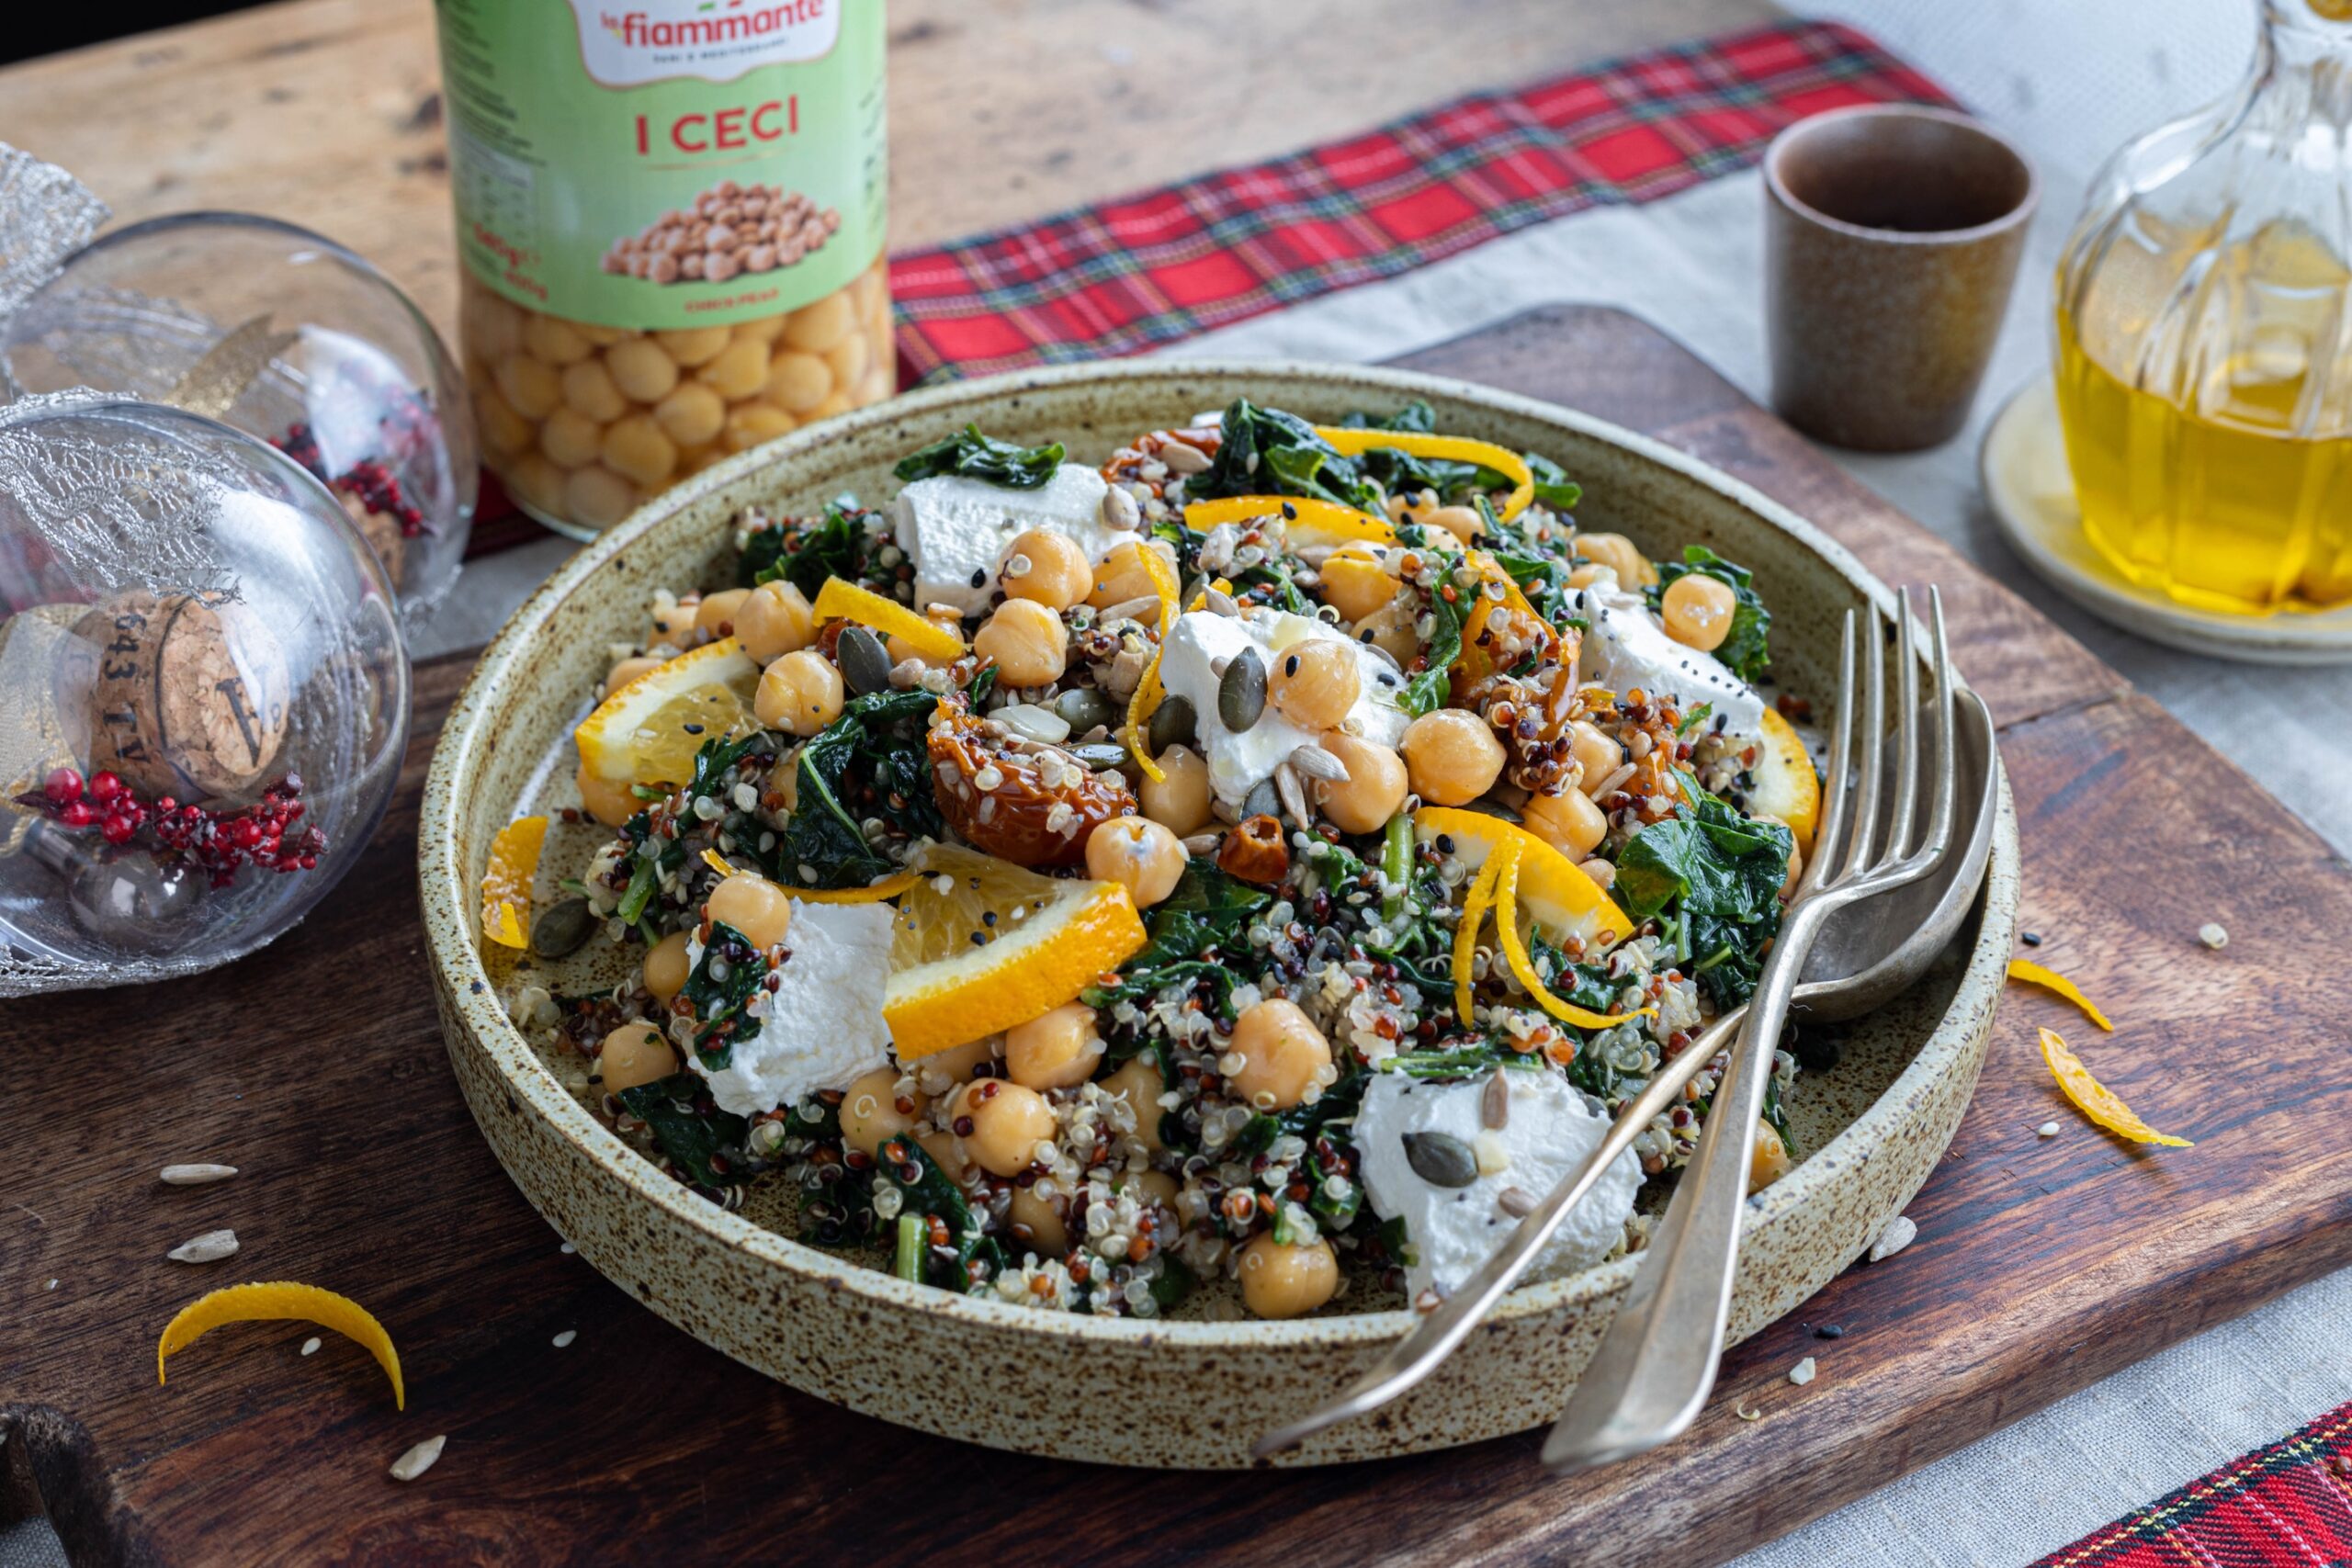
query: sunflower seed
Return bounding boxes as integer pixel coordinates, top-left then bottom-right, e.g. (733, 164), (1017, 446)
(2198, 922), (2229, 950)
(1497, 1186), (1536, 1218)
(1148, 694), (1198, 752)
(389, 1435), (447, 1482)
(1481, 1070), (1511, 1130)
(167, 1229), (239, 1263)
(1218, 648), (1267, 730)
(160, 1164), (238, 1186)
(1158, 438), (1211, 475)
(995, 703), (1071, 744)
(1286, 744), (1349, 784)
(1274, 761), (1310, 827)
(1100, 485), (1141, 531)
(1055, 686), (1118, 733)
(2036, 1121), (2060, 1138)
(530, 897), (595, 958)
(1401, 1131), (1478, 1188)
(1204, 586), (1241, 617)
(1867, 1213), (1917, 1263)
(300, 1337), (322, 1356)
(1099, 593), (1161, 625)
(1788, 1356), (1817, 1386)
(552, 1329), (577, 1348)
(836, 626), (893, 695)
(1182, 831), (1222, 857)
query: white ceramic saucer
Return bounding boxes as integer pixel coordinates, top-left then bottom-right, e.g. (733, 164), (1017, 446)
(1979, 375), (2352, 665)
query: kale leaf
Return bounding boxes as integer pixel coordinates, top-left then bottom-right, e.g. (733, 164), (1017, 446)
(617, 1073), (752, 1189)
(774, 687), (944, 889)
(679, 919), (768, 1068)
(872, 1135), (1004, 1290)
(1613, 774), (1792, 1009)
(1649, 546), (1772, 683)
(1191, 398), (1382, 513)
(1083, 859), (1273, 1021)
(1397, 564), (1470, 716)
(892, 424), (1065, 489)
(1524, 451), (1584, 513)
(744, 501), (888, 599)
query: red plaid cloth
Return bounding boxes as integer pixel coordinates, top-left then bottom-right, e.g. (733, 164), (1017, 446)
(2037, 1398), (2352, 1567)
(885, 18), (1951, 385)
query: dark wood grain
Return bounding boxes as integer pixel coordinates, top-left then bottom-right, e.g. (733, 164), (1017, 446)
(5, 306), (2347, 1568)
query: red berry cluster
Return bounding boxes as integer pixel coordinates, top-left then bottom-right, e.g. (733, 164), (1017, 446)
(273, 423), (427, 539)
(23, 767), (325, 888)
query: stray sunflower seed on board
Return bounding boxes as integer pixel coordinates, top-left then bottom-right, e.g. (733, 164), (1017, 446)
(1866, 1214), (1917, 1264)
(2198, 922), (2229, 950)
(160, 1164), (239, 1186)
(390, 1436), (447, 1483)
(1788, 1357), (1817, 1386)
(167, 1229), (239, 1263)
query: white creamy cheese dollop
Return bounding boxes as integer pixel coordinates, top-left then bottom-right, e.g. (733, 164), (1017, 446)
(1356, 1066), (1640, 1302)
(1573, 582), (1764, 741)
(1156, 607), (1410, 807)
(891, 463), (1121, 616)
(690, 900), (895, 1117)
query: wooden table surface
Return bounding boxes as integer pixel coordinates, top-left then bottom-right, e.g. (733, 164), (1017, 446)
(0, 0), (1773, 351)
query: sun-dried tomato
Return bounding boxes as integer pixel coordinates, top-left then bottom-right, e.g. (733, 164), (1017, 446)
(927, 693), (1136, 867)
(1216, 814), (1289, 886)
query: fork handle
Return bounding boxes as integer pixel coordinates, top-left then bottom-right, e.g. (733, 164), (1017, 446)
(1539, 896), (1838, 1472)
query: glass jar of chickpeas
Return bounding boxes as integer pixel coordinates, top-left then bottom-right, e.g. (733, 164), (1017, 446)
(433, 0), (895, 539)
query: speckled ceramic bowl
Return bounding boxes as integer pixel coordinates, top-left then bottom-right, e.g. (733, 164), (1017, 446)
(419, 362), (2018, 1468)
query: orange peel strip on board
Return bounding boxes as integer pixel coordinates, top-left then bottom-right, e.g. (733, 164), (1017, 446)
(2007, 959), (2114, 1031)
(1492, 843), (1656, 1031)
(158, 1280), (405, 1409)
(1311, 427), (1535, 523)
(2038, 1028), (2191, 1148)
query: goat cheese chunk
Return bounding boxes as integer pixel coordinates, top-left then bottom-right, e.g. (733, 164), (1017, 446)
(1573, 581), (1764, 741)
(689, 901), (894, 1118)
(1156, 607), (1409, 808)
(892, 464), (1120, 616)
(1356, 1067), (1639, 1302)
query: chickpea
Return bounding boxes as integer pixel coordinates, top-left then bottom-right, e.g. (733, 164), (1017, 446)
(785, 291), (855, 354)
(564, 467), (639, 532)
(653, 382), (728, 448)
(598, 1022), (677, 1099)
(1400, 709), (1506, 806)
(999, 529), (1095, 612)
(1748, 1121), (1793, 1194)
(698, 336), (771, 400)
(1007, 1186), (1069, 1256)
(1088, 537), (1179, 610)
(1317, 543), (1399, 622)
(735, 314), (787, 345)
(1661, 573), (1738, 652)
(560, 359), (629, 422)
(523, 313), (593, 367)
(822, 329), (870, 389)
(1101, 1054), (1168, 1155)
(917, 1035), (1001, 1087)
(707, 871), (795, 950)
(605, 337), (681, 403)
(1082, 818), (1186, 908)
(1120, 1168), (1181, 1209)
(1227, 998), (1334, 1111)
(1315, 733), (1408, 834)
(650, 592), (701, 647)
(954, 1079), (1057, 1177)
(736, 580), (815, 661)
(1575, 532), (1657, 589)
(1267, 640), (1361, 728)
(475, 388), (535, 457)
(756, 649), (844, 735)
(642, 930), (692, 1003)
(1005, 1002), (1106, 1091)
(492, 353), (562, 420)
(1566, 563), (1607, 591)
(1423, 503), (1484, 543)
(839, 1066), (922, 1158)
(605, 655), (662, 697)
(575, 761), (638, 829)
(916, 1128), (975, 1184)
(601, 414), (679, 489)
(1238, 1233), (1340, 1319)
(464, 287), (524, 356)
(690, 586), (750, 641)
(1522, 786), (1608, 858)
(507, 454), (567, 514)
(1569, 720), (1622, 797)
(1138, 744), (1213, 836)
(763, 351), (833, 414)
(886, 606), (966, 668)
(972, 599), (1068, 688)
(653, 325), (730, 367)
(724, 403), (797, 453)
(1354, 597), (1421, 666)
(538, 406), (605, 468)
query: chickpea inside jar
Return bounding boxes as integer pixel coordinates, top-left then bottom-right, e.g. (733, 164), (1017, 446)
(462, 250), (897, 538)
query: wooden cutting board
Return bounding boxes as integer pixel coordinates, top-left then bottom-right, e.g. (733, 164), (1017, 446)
(6, 306), (2348, 1568)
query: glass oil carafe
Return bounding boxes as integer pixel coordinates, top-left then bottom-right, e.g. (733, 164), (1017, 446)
(2052, 0), (2352, 615)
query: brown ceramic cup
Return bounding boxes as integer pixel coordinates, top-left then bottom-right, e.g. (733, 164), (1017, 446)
(1764, 105), (2038, 451)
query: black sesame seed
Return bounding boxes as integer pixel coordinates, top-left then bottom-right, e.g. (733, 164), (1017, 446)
(971, 568), (987, 587)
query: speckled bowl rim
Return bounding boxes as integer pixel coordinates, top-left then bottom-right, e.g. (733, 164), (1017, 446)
(420, 358), (2016, 1354)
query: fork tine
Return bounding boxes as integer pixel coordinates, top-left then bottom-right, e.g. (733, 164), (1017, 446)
(1885, 590), (1921, 863)
(1845, 602), (1888, 876)
(1913, 588), (1960, 869)
(1795, 612), (1856, 897)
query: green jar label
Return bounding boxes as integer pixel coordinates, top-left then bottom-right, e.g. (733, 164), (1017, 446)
(434, 0), (886, 331)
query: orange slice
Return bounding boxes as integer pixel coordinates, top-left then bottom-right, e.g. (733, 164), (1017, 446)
(2040, 1027), (2190, 1147)
(1491, 839), (1656, 1031)
(1747, 707), (1821, 856)
(479, 815), (547, 949)
(573, 636), (759, 787)
(1454, 549), (1556, 684)
(1312, 427), (1534, 522)
(2008, 960), (2114, 1032)
(811, 577), (966, 662)
(1185, 495), (1396, 544)
(884, 846), (1147, 1058)
(158, 1280), (404, 1409)
(1120, 537), (1184, 783)
(1415, 806), (1633, 956)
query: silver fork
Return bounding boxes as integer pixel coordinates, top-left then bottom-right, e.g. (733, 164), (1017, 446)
(1540, 588), (1956, 1472)
(1253, 590), (1955, 1463)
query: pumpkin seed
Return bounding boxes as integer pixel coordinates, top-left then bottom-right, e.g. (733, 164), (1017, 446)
(836, 626), (893, 695)
(1148, 694), (1198, 752)
(1218, 647), (1267, 731)
(1401, 1131), (1478, 1189)
(530, 897), (595, 958)
(1241, 777), (1281, 822)
(1068, 742), (1131, 770)
(1054, 686), (1118, 734)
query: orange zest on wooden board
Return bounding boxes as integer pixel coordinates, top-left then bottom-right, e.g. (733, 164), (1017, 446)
(158, 1280), (405, 1409)
(1310, 426), (1534, 522)
(1183, 494), (1395, 543)
(810, 577), (966, 661)
(2007, 959), (2114, 1031)
(479, 815), (548, 949)
(2039, 1027), (2191, 1147)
